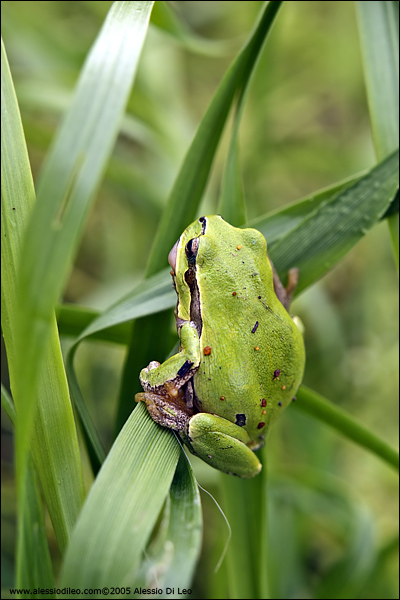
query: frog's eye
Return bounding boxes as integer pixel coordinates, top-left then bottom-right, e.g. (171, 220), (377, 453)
(168, 240), (179, 272)
(185, 237), (200, 263)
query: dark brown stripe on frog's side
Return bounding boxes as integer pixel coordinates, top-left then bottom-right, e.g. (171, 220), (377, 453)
(177, 360), (194, 378)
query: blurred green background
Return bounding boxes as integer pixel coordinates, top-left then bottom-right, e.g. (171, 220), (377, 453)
(1, 1), (398, 598)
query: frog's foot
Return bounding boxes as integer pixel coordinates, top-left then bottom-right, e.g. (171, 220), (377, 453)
(270, 260), (299, 311)
(184, 413), (262, 478)
(135, 390), (190, 432)
(285, 267), (299, 300)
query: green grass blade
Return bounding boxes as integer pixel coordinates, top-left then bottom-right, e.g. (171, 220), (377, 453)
(356, 0), (399, 269)
(1, 36), (36, 372)
(268, 150), (398, 291)
(60, 403), (181, 591)
(1, 38), (85, 554)
(293, 385), (399, 472)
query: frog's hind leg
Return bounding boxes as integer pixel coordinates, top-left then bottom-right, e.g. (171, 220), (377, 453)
(270, 259), (299, 311)
(184, 413), (262, 478)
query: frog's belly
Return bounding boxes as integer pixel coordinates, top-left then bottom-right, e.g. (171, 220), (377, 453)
(193, 314), (304, 444)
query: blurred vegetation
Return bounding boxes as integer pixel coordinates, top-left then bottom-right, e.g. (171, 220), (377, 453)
(1, 1), (398, 598)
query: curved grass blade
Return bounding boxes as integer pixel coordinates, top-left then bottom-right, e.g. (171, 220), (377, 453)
(293, 385), (399, 472)
(60, 402), (181, 592)
(16, 0), (155, 354)
(1, 38), (85, 553)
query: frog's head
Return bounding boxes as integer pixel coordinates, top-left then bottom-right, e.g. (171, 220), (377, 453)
(169, 214), (267, 277)
(168, 216), (208, 276)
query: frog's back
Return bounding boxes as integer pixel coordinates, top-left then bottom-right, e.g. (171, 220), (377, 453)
(192, 219), (305, 447)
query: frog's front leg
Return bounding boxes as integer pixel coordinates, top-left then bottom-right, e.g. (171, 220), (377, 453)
(135, 321), (201, 431)
(183, 413), (262, 478)
(135, 388), (192, 432)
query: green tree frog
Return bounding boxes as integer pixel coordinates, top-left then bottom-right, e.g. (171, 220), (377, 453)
(136, 215), (305, 477)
